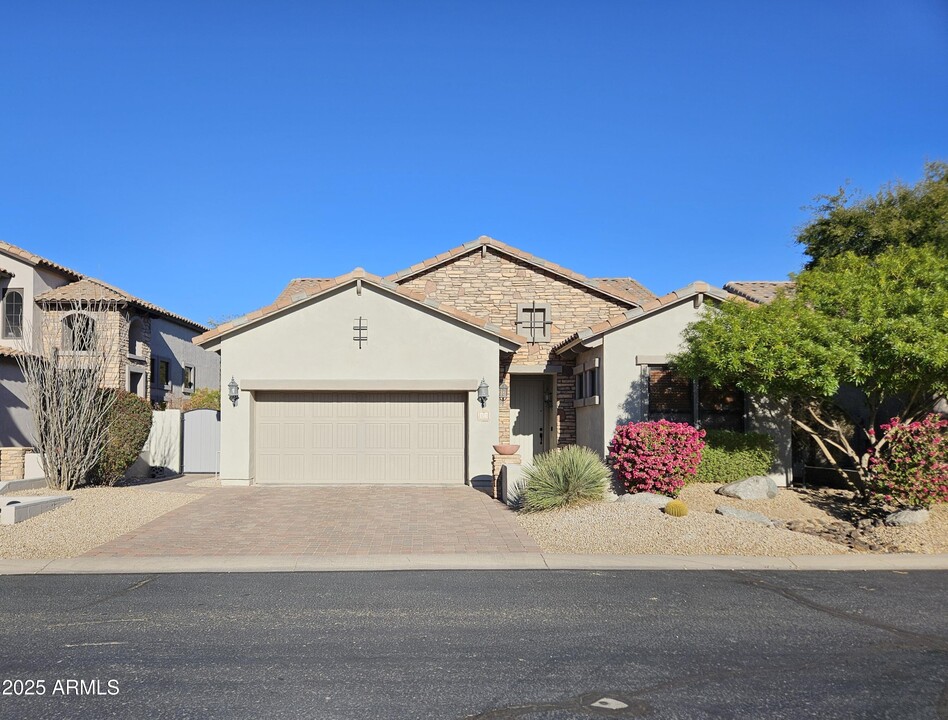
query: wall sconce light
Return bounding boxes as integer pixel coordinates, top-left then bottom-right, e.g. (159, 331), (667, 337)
(544, 391), (553, 408)
(227, 377), (240, 407)
(499, 381), (508, 403)
(477, 378), (489, 408)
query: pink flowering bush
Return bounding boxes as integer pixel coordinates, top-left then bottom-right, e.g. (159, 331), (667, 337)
(608, 420), (706, 496)
(867, 415), (948, 509)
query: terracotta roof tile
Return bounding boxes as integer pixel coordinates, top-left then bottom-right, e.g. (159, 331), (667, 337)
(35, 278), (207, 332)
(592, 277), (657, 305)
(0, 240), (83, 280)
(194, 269), (526, 348)
(385, 236), (649, 307)
(724, 281), (795, 304)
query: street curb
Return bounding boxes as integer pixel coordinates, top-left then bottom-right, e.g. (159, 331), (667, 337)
(1, 552), (947, 574)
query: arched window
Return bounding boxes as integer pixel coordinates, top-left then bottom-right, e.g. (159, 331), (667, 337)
(2, 289), (23, 339)
(62, 313), (96, 352)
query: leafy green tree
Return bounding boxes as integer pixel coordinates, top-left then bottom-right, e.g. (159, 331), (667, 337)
(798, 161), (947, 267)
(674, 245), (948, 500)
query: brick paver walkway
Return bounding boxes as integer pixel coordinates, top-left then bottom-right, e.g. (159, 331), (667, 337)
(85, 483), (540, 557)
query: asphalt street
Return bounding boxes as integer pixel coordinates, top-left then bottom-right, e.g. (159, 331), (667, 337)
(0, 570), (945, 719)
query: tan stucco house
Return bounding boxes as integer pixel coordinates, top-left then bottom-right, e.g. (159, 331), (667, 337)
(0, 240), (221, 461)
(195, 236), (791, 493)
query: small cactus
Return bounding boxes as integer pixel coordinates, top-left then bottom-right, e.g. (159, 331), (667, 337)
(664, 499), (689, 517)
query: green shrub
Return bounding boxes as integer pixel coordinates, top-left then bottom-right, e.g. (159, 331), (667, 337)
(521, 445), (611, 513)
(186, 387), (221, 411)
(91, 390), (153, 486)
(692, 430), (775, 483)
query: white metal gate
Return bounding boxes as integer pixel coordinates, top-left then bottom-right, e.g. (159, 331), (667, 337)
(182, 409), (221, 474)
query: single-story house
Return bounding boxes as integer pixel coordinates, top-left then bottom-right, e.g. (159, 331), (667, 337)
(194, 236), (791, 492)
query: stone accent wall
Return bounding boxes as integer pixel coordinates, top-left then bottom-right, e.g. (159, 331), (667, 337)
(399, 248), (630, 447)
(0, 447), (28, 481)
(40, 307), (152, 401)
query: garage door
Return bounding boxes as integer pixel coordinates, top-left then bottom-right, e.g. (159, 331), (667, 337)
(254, 392), (466, 484)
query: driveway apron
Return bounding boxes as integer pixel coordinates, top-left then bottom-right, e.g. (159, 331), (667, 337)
(84, 483), (539, 557)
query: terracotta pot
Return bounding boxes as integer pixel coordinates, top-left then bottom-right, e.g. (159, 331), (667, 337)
(492, 444), (520, 456)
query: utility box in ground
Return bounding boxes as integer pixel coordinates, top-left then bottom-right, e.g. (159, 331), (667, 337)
(499, 464), (526, 507)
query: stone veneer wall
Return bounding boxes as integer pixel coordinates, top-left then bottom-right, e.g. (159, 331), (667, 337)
(41, 307), (152, 400)
(398, 248), (631, 447)
(0, 447), (28, 481)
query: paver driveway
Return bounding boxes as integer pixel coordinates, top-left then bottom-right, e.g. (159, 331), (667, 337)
(85, 480), (539, 557)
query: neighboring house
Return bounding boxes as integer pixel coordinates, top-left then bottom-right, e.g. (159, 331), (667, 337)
(0, 240), (220, 451)
(195, 236), (792, 492)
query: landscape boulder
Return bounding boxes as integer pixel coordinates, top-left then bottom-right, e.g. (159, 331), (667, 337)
(884, 509), (930, 527)
(717, 476), (779, 500)
(618, 492), (671, 509)
(715, 505), (775, 527)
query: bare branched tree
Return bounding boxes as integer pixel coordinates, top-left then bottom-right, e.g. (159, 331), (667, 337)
(16, 300), (123, 490)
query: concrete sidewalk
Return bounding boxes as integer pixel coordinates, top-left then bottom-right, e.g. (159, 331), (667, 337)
(2, 552), (947, 574)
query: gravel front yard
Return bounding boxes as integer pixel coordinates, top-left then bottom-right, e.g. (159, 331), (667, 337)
(518, 484), (948, 556)
(0, 486), (197, 559)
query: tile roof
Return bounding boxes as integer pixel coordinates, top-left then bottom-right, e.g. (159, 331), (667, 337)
(387, 236), (649, 308)
(0, 240), (83, 280)
(193, 268), (526, 348)
(723, 281), (795, 304)
(35, 278), (208, 333)
(274, 278), (337, 305)
(553, 281), (735, 353)
(592, 277), (656, 305)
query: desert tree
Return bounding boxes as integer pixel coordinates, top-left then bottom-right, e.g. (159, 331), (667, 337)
(16, 300), (123, 490)
(674, 245), (948, 501)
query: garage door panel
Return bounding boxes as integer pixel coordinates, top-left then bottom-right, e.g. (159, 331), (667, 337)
(389, 424), (410, 449)
(255, 391), (465, 484)
(312, 424), (333, 449)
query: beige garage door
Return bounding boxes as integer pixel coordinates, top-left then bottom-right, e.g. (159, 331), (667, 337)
(254, 392), (466, 484)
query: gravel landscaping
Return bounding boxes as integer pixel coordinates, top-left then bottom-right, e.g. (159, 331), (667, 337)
(0, 486), (197, 559)
(518, 483), (948, 556)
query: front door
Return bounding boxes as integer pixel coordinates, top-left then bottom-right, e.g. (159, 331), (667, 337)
(510, 376), (547, 465)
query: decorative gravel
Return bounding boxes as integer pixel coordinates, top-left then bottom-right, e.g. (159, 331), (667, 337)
(517, 501), (847, 556)
(863, 506), (948, 554)
(520, 483), (948, 556)
(679, 484), (833, 521)
(0, 487), (197, 559)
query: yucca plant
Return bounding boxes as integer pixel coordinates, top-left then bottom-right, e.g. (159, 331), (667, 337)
(521, 445), (611, 513)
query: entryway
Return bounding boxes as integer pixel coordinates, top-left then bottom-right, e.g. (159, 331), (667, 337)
(509, 375), (555, 465)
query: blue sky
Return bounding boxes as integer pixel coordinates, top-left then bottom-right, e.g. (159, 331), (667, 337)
(1, 1), (946, 326)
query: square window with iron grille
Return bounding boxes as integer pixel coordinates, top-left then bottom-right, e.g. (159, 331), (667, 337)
(516, 302), (552, 343)
(647, 365), (694, 424)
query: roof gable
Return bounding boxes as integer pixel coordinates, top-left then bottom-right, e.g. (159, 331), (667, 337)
(193, 268), (525, 349)
(387, 236), (650, 307)
(554, 281), (735, 353)
(36, 277), (207, 332)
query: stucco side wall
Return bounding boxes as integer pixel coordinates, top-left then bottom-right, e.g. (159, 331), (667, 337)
(574, 346), (604, 456)
(599, 299), (791, 486)
(217, 284), (503, 485)
(0, 359), (33, 446)
(152, 317), (221, 398)
(746, 396), (792, 486)
(601, 301), (701, 449)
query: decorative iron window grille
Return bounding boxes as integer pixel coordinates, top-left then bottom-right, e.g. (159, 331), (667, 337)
(516, 302), (552, 343)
